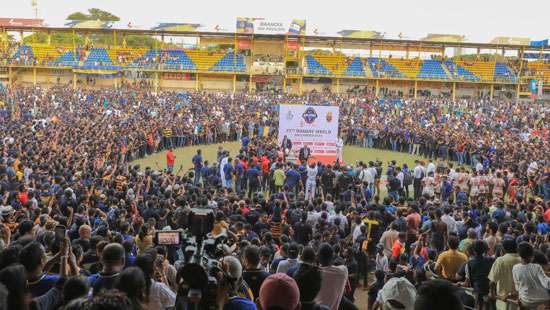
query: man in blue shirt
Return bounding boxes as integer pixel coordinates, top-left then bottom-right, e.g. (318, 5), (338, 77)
(20, 241), (60, 297)
(246, 164), (261, 198)
(242, 135), (250, 150)
(234, 158), (244, 194)
(191, 149), (203, 186)
(200, 160), (211, 186)
(88, 243), (125, 296)
(223, 157), (234, 189)
(285, 164), (301, 194)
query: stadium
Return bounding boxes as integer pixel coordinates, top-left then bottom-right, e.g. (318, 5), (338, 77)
(0, 4), (549, 310)
(1, 22), (549, 99)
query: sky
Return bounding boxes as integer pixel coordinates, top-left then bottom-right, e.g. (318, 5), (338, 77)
(1, 0), (548, 43)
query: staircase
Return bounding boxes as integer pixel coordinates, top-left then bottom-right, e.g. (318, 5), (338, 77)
(362, 58), (373, 77)
(441, 61), (453, 80)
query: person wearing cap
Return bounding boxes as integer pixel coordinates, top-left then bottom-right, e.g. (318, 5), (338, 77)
(259, 273), (300, 310)
(218, 255), (257, 310)
(314, 243), (348, 310)
(276, 242), (300, 274)
(373, 276), (416, 310)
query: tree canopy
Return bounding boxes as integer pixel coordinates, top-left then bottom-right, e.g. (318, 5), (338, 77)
(67, 8), (120, 22)
(23, 9), (162, 48)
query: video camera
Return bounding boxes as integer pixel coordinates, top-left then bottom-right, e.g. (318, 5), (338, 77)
(174, 208), (226, 310)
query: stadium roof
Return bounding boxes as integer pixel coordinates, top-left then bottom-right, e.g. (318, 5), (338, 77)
(3, 25), (549, 51)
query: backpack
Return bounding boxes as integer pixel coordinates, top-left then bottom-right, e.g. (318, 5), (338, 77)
(403, 171), (413, 186)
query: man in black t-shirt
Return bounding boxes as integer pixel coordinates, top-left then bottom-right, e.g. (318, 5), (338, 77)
(242, 245), (270, 301)
(294, 213), (313, 246)
(321, 165), (335, 196)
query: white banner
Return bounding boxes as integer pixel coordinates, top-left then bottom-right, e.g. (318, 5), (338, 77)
(278, 104), (339, 163)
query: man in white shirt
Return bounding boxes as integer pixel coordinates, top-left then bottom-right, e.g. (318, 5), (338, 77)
(441, 207), (457, 236)
(329, 206), (348, 231)
(447, 163), (458, 183)
(359, 163), (375, 189)
(396, 167), (405, 190)
(336, 136), (344, 163)
(219, 151), (229, 179)
(314, 243), (348, 310)
(426, 159), (436, 175)
(475, 160), (484, 173)
(512, 242), (550, 309)
(413, 160), (425, 199)
(305, 163), (318, 201)
(276, 243), (300, 274)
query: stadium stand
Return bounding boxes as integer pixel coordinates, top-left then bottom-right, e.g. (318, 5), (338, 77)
(493, 62), (517, 82)
(454, 60), (495, 81)
(526, 61), (550, 83)
(128, 48), (159, 68)
(387, 58), (422, 78)
(305, 54), (331, 75)
(108, 47), (149, 66)
(444, 60), (480, 81)
(343, 57), (366, 76)
(186, 50), (225, 71)
(210, 51), (246, 72)
(82, 48), (118, 70)
(417, 59), (449, 80)
(367, 57), (404, 78)
(52, 49), (81, 67)
(310, 54), (347, 76)
(159, 49), (196, 70)
(11, 45), (34, 63)
(28, 44), (66, 65)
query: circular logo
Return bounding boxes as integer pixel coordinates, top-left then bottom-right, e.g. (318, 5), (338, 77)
(302, 107), (318, 124)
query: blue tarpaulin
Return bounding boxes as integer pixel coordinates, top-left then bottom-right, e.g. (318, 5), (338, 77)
(530, 39), (549, 47)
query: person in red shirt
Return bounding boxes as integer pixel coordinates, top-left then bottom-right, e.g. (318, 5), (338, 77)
(391, 232), (406, 258)
(166, 149), (175, 173)
(19, 184), (28, 206)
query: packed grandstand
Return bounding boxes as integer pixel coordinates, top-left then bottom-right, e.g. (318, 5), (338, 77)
(0, 23), (549, 99)
(0, 11), (548, 310)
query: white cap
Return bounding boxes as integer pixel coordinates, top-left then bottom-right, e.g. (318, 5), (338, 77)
(380, 277), (416, 310)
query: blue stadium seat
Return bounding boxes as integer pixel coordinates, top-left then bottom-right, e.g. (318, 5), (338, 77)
(305, 55), (331, 75)
(343, 57), (365, 76)
(494, 62), (517, 82)
(128, 49), (159, 68)
(161, 49), (196, 70)
(367, 58), (403, 78)
(210, 52), (245, 72)
(444, 61), (480, 81)
(11, 45), (34, 60)
(82, 48), (119, 70)
(417, 60), (448, 80)
(52, 50), (81, 67)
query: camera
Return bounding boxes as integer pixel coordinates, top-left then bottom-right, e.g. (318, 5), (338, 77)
(175, 208), (223, 310)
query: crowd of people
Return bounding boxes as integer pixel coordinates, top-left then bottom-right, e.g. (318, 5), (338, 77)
(0, 84), (548, 310)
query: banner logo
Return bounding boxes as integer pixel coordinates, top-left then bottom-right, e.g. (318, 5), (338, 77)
(302, 107), (318, 124)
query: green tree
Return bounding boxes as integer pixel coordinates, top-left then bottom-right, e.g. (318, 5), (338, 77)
(67, 8), (120, 22)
